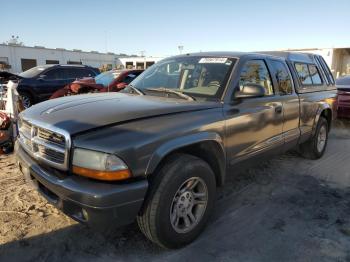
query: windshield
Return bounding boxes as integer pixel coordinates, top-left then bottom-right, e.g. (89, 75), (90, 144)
(130, 56), (235, 99)
(19, 66), (48, 78)
(95, 71), (120, 87)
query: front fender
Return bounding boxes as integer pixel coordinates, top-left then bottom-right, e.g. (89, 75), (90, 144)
(145, 132), (225, 176)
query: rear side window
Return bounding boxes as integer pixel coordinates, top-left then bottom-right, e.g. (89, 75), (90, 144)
(295, 64), (312, 85)
(239, 60), (274, 96)
(45, 68), (94, 80)
(68, 68), (95, 79)
(308, 65), (322, 85)
(314, 57), (329, 85)
(270, 60), (293, 95)
(318, 56), (335, 85)
(295, 63), (322, 86)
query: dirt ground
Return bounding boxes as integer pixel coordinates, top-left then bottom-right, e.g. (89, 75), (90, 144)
(1, 120), (350, 262)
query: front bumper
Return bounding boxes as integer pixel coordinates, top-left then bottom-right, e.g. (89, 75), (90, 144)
(16, 143), (148, 228)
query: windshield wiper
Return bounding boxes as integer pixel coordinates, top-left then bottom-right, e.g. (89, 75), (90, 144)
(145, 87), (195, 101)
(127, 84), (145, 95)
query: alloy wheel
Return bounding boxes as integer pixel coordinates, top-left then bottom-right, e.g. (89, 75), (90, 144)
(317, 124), (327, 153)
(170, 177), (208, 234)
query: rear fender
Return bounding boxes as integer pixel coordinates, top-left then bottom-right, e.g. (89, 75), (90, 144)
(312, 103), (332, 135)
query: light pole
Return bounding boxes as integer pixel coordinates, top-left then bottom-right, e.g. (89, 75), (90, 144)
(140, 51), (146, 69)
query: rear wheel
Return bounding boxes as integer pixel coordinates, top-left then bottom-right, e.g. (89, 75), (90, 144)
(137, 154), (216, 249)
(300, 117), (328, 159)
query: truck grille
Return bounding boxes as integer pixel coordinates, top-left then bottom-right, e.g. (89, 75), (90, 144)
(18, 119), (70, 170)
(38, 127), (65, 147)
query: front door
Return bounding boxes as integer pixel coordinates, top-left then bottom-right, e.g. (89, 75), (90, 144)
(37, 68), (74, 101)
(224, 59), (284, 166)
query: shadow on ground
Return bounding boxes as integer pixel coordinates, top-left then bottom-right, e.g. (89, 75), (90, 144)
(1, 120), (350, 262)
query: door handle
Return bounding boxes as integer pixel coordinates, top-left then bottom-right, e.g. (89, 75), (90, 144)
(275, 105), (283, 114)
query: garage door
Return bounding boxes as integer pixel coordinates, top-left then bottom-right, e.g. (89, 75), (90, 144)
(21, 59), (37, 71)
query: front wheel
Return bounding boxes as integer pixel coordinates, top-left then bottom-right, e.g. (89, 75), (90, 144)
(299, 117), (329, 159)
(19, 92), (33, 109)
(137, 154), (216, 249)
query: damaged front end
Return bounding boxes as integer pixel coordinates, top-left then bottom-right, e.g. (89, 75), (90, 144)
(0, 111), (13, 154)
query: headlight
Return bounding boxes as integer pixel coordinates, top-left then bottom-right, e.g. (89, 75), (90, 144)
(72, 148), (131, 181)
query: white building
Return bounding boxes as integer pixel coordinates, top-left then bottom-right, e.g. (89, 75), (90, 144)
(0, 44), (164, 73)
(283, 47), (350, 78)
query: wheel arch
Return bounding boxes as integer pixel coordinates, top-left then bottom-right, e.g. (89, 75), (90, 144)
(313, 104), (332, 135)
(145, 132), (226, 187)
(18, 86), (35, 102)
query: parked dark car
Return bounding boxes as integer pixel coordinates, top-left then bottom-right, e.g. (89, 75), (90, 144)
(336, 75), (350, 118)
(50, 69), (143, 99)
(16, 52), (336, 248)
(16, 64), (100, 108)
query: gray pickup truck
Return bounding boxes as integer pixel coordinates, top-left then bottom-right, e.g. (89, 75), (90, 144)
(16, 51), (337, 248)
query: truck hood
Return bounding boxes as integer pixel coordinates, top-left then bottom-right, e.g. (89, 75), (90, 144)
(21, 93), (220, 135)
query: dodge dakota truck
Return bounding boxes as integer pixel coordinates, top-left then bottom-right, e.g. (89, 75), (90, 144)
(16, 51), (337, 248)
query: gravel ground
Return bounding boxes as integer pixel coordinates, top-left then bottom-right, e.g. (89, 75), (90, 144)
(1, 120), (350, 262)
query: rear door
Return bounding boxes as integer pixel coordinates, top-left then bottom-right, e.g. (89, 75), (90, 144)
(266, 59), (300, 150)
(224, 58), (284, 166)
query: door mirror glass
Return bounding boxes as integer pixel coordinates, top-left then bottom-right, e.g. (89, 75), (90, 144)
(235, 83), (266, 98)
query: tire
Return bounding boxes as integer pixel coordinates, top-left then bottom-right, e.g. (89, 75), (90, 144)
(137, 154), (216, 249)
(19, 92), (33, 109)
(299, 117), (328, 160)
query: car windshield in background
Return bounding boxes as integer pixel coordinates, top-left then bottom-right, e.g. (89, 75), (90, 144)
(95, 71), (120, 87)
(130, 56), (235, 99)
(19, 66), (48, 78)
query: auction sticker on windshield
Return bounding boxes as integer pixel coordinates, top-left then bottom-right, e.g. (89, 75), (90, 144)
(199, 57), (229, 64)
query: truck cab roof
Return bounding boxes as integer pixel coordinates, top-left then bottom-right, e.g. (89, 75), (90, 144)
(173, 51), (319, 64)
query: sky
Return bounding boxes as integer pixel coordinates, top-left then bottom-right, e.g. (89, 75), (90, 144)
(1, 0), (350, 56)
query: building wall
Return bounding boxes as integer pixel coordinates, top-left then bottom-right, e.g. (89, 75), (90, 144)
(0, 44), (119, 73)
(118, 57), (164, 69)
(0, 44), (164, 73)
(342, 55), (350, 75)
(332, 49), (350, 77)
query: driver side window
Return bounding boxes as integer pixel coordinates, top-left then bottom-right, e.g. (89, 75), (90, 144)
(239, 60), (274, 96)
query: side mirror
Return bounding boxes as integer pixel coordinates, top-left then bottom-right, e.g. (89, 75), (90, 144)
(235, 83), (266, 98)
(116, 82), (127, 89)
(38, 74), (46, 80)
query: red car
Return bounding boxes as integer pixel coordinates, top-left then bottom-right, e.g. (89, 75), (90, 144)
(50, 69), (143, 99)
(336, 76), (350, 118)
